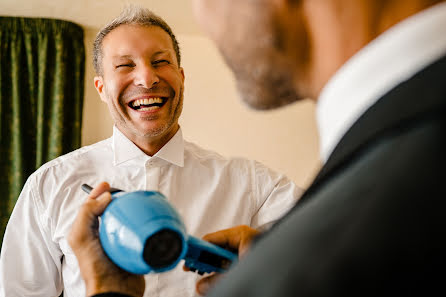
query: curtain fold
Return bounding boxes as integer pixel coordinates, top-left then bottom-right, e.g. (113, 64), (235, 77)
(0, 17), (85, 247)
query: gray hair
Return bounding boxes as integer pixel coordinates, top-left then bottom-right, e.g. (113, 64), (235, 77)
(93, 5), (181, 75)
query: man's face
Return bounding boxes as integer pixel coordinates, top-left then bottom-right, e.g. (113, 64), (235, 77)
(95, 24), (185, 142)
(192, 0), (307, 110)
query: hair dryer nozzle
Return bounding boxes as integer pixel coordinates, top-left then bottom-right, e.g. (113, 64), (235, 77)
(143, 229), (183, 269)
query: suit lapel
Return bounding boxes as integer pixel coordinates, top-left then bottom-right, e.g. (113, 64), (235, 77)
(293, 54), (446, 211)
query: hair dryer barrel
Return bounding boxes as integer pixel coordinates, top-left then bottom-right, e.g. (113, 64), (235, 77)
(99, 191), (188, 274)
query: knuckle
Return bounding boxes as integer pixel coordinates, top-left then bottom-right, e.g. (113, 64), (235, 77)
(238, 225), (251, 233)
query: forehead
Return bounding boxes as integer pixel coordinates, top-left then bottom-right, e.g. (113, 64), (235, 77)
(101, 24), (175, 59)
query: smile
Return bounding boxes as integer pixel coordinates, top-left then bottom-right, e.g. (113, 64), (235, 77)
(129, 97), (166, 111)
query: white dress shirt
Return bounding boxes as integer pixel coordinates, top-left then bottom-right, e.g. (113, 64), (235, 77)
(0, 126), (302, 297)
(317, 2), (446, 162)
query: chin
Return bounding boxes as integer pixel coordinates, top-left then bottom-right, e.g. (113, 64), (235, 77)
(139, 120), (179, 139)
(235, 76), (300, 111)
(141, 127), (168, 138)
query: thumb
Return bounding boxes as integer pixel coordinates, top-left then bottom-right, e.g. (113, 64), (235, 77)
(196, 273), (223, 296)
(88, 191), (112, 216)
(87, 181), (112, 216)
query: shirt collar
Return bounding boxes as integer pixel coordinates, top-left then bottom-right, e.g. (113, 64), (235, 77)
(112, 125), (185, 167)
(316, 2), (446, 163)
(154, 127), (185, 167)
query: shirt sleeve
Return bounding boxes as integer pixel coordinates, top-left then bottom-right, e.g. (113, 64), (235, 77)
(0, 173), (63, 297)
(250, 161), (304, 231)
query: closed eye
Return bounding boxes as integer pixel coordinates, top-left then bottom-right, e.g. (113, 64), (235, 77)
(152, 60), (170, 66)
(116, 63), (135, 69)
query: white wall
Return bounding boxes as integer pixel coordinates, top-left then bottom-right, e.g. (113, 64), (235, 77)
(81, 31), (321, 189)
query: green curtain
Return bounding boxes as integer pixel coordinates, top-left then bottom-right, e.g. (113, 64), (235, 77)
(0, 17), (85, 247)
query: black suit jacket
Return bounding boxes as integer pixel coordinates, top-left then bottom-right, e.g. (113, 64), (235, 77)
(97, 56), (446, 297)
(207, 55), (446, 297)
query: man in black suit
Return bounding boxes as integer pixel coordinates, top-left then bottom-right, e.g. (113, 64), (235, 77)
(68, 0), (446, 296)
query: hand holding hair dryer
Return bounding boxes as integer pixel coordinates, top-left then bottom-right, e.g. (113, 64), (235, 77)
(81, 184), (236, 275)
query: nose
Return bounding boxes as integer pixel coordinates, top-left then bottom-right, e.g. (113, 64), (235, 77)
(134, 64), (160, 88)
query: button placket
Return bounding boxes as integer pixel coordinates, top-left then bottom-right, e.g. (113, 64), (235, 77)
(144, 159), (162, 296)
(145, 159), (161, 191)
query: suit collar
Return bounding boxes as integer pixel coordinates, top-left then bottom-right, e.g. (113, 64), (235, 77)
(314, 55), (446, 187)
(269, 55), (446, 226)
(317, 2), (446, 162)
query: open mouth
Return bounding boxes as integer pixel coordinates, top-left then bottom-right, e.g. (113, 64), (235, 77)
(129, 97), (167, 111)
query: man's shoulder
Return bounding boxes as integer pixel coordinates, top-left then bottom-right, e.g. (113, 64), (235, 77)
(182, 141), (293, 186)
(184, 140), (255, 166)
(33, 138), (113, 177)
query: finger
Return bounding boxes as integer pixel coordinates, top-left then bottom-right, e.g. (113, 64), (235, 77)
(196, 273), (223, 296)
(202, 227), (242, 248)
(68, 191), (112, 249)
(238, 228), (259, 257)
(84, 182), (113, 217)
(89, 182), (111, 199)
(202, 225), (259, 255)
(86, 191), (112, 217)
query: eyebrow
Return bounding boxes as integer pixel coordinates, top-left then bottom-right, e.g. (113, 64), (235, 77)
(111, 55), (133, 60)
(152, 50), (173, 57)
(111, 50), (173, 60)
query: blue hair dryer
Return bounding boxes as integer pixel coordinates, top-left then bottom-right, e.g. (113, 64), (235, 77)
(81, 184), (236, 275)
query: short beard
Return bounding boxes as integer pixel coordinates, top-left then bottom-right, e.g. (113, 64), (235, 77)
(139, 88), (184, 138)
(104, 83), (183, 139)
(233, 59), (299, 110)
(218, 20), (300, 110)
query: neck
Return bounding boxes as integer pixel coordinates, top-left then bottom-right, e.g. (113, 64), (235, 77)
(118, 124), (179, 156)
(302, 0), (445, 100)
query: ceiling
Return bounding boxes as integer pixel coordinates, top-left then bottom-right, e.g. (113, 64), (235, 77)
(0, 0), (201, 35)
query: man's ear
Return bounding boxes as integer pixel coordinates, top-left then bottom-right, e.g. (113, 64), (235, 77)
(94, 76), (107, 102)
(179, 67), (185, 83)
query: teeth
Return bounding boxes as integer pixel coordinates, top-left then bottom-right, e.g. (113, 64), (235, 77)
(132, 97), (163, 107)
(139, 106), (160, 111)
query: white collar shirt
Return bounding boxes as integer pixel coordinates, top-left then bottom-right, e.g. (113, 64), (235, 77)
(0, 126), (302, 297)
(317, 2), (446, 163)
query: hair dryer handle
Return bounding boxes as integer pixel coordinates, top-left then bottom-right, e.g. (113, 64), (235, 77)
(184, 236), (237, 275)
